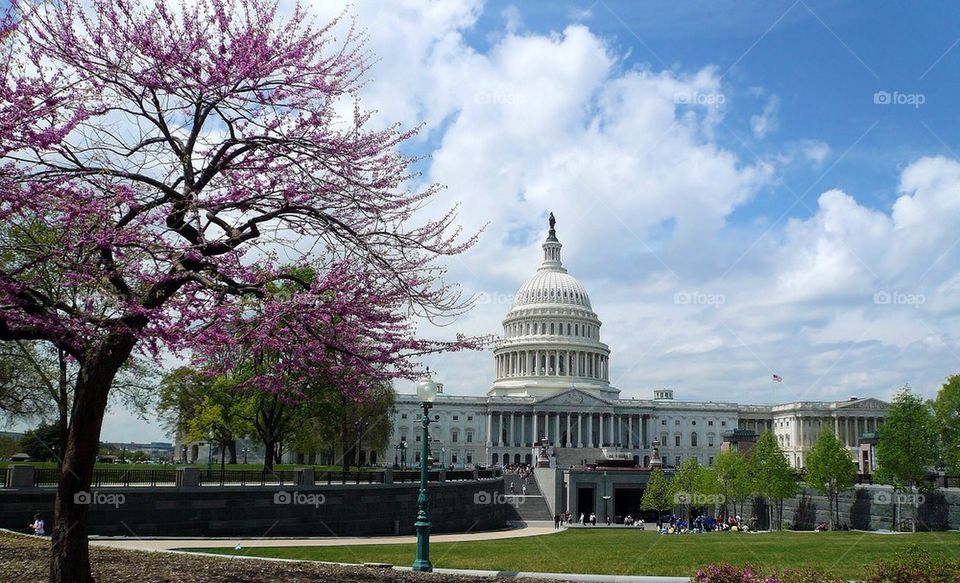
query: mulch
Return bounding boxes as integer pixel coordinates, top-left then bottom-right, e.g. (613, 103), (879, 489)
(0, 533), (546, 583)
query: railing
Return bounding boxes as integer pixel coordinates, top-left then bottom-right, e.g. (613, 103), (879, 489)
(316, 470), (384, 485)
(23, 465), (502, 488)
(1, 467), (9, 488)
(198, 469), (300, 486)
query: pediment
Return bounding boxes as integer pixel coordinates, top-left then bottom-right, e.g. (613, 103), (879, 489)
(535, 388), (613, 408)
(836, 398), (889, 411)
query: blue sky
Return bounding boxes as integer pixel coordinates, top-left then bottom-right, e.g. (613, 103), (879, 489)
(9, 0), (959, 442)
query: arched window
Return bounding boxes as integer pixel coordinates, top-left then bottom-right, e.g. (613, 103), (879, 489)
(550, 322), (555, 334)
(691, 432), (698, 447)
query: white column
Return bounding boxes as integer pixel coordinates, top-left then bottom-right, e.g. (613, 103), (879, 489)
(600, 414), (605, 446)
(628, 415), (633, 448)
(486, 412), (493, 446)
(533, 412), (539, 444)
(510, 412), (515, 446)
(521, 413), (527, 447)
(578, 414), (583, 447)
(566, 413), (572, 447)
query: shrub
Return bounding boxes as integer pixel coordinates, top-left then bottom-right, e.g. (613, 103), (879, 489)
(864, 545), (960, 583)
(692, 564), (842, 583)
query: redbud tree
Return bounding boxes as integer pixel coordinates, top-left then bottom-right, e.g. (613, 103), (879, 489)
(0, 1), (479, 580)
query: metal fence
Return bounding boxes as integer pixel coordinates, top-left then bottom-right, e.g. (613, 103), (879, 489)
(197, 469), (301, 486)
(32, 467), (179, 488)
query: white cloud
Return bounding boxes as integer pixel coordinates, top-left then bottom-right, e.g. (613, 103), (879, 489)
(89, 0), (960, 439)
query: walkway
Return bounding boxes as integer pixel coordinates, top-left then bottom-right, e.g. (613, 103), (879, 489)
(88, 523), (560, 551)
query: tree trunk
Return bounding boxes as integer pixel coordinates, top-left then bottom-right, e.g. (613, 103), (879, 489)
(263, 439), (276, 470)
(227, 440), (237, 465)
(50, 334), (134, 583)
(56, 349), (70, 470)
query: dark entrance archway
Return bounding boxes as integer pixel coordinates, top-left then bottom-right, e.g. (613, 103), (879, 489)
(577, 486), (595, 520)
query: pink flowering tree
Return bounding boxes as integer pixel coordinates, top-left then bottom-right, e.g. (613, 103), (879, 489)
(0, 1), (480, 580)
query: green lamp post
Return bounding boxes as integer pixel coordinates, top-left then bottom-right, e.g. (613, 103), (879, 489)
(412, 371), (439, 572)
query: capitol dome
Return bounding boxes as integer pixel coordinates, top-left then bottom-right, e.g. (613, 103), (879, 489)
(488, 214), (617, 399)
(512, 270), (592, 309)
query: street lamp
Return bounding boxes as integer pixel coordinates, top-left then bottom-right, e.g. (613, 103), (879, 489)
(400, 439), (408, 471)
(241, 447), (249, 465)
(412, 371), (439, 573)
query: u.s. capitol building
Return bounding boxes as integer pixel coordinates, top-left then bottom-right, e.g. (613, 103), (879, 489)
(388, 216), (888, 472)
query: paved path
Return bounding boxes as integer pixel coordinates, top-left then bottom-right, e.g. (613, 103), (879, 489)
(89, 522), (560, 551)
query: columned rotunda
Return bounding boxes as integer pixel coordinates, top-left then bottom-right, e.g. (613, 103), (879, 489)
(385, 214), (889, 472)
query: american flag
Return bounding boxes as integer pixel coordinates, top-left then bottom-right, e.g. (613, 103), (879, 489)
(772, 374), (783, 383)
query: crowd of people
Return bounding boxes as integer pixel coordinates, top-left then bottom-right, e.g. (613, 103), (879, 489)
(656, 513), (758, 534)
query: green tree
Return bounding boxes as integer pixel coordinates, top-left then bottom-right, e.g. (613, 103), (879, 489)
(932, 374), (960, 474)
(642, 467), (673, 526)
(750, 431), (800, 530)
(805, 429), (857, 529)
(712, 450), (750, 518)
(185, 376), (255, 471)
(876, 386), (938, 532)
(19, 423), (66, 461)
(672, 457), (706, 524)
(0, 434), (19, 457)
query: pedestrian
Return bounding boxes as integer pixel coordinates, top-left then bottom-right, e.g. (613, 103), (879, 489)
(522, 483), (527, 495)
(29, 514), (45, 536)
(579, 512), (585, 525)
(554, 513), (560, 529)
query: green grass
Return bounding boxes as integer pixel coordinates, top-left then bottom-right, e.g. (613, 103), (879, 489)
(187, 530), (960, 579)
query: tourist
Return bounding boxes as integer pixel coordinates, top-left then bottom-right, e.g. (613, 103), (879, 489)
(510, 482), (516, 495)
(522, 483), (527, 495)
(579, 512), (585, 525)
(590, 512), (596, 526)
(29, 514), (45, 536)
(638, 517), (645, 530)
(554, 513), (561, 529)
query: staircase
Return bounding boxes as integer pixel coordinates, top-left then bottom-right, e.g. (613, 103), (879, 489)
(503, 473), (554, 522)
(552, 447), (611, 468)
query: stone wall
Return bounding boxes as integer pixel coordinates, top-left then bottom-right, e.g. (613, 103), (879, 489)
(0, 478), (506, 537)
(756, 484), (959, 531)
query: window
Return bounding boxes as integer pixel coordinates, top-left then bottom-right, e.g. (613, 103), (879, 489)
(567, 323), (571, 335)
(721, 421), (726, 426)
(708, 420), (713, 426)
(709, 456), (714, 465)
(550, 322), (555, 334)
(691, 432), (698, 447)
(661, 420), (666, 425)
(415, 434), (421, 442)
(692, 420), (696, 426)
(467, 454), (473, 464)
(415, 453), (420, 462)
(452, 431), (459, 443)
(467, 415), (473, 421)
(466, 432), (473, 443)
(675, 435), (681, 447)
(675, 455), (681, 467)
(708, 437), (714, 447)
(675, 420), (680, 426)
(452, 455), (458, 464)
(453, 415), (459, 421)
(660, 432), (668, 446)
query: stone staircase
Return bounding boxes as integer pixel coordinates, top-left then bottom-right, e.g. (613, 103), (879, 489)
(552, 447), (608, 468)
(502, 473), (553, 522)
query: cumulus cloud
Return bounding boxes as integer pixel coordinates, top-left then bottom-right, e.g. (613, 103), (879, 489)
(750, 94), (780, 139)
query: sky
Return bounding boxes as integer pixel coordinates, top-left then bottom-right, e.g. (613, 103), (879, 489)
(10, 0), (960, 442)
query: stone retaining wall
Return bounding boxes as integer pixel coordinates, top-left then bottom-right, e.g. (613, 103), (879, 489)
(0, 478), (506, 537)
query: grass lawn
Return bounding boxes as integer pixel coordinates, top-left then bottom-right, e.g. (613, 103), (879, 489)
(188, 530), (960, 579)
